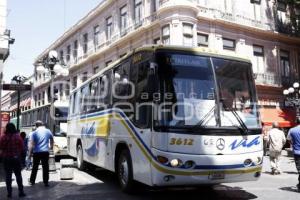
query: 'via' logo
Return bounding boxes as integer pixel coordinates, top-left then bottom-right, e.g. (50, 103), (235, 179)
(230, 136), (260, 150)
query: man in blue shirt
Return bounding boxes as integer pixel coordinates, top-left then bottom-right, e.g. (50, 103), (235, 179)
(287, 120), (300, 191)
(28, 121), (54, 187)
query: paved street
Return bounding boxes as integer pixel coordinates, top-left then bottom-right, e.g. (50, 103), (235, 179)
(0, 151), (299, 200)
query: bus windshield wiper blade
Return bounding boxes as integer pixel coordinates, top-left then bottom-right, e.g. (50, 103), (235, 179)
(223, 105), (249, 135)
(192, 105), (215, 130)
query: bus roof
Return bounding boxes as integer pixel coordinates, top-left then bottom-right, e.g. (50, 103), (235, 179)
(71, 45), (252, 94)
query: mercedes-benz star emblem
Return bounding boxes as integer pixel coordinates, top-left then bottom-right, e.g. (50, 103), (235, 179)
(216, 138), (225, 150)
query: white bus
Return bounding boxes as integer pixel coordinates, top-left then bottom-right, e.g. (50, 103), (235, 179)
(67, 46), (263, 192)
(21, 102), (69, 156)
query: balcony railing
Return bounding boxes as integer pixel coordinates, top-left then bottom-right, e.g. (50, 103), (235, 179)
(254, 73), (281, 87)
(197, 6), (274, 31)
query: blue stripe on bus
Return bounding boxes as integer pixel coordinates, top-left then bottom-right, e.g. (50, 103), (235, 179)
(78, 108), (259, 170)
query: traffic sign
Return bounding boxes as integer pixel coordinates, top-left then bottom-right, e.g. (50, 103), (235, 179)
(2, 84), (31, 91)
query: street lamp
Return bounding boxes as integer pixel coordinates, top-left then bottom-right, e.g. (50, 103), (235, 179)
(36, 50), (69, 133)
(11, 75), (27, 131)
(283, 82), (300, 123)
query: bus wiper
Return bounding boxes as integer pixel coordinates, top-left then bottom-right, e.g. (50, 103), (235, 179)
(192, 105), (215, 130)
(222, 104), (249, 135)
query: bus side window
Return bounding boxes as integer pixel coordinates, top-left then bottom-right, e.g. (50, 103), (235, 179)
(97, 71), (112, 110)
(131, 52), (152, 128)
(88, 79), (99, 112)
(113, 60), (130, 100)
(113, 59), (133, 118)
(80, 86), (89, 114)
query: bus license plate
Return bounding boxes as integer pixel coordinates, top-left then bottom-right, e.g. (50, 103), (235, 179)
(209, 171), (225, 180)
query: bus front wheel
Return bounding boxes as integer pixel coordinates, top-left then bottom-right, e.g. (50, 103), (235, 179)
(117, 149), (134, 193)
(77, 144), (86, 170)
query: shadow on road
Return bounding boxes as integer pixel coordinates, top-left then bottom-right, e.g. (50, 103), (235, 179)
(279, 186), (300, 193)
(0, 164), (258, 200)
(79, 167), (258, 200)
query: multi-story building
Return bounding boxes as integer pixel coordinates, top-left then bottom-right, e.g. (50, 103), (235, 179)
(0, 0), (9, 67)
(1, 91), (12, 112)
(9, 75), (33, 126)
(33, 0), (300, 129)
(0, 0), (13, 132)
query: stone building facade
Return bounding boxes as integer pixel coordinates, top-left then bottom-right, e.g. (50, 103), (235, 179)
(33, 0), (300, 127)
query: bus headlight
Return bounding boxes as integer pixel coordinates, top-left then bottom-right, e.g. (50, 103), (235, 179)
(170, 159), (183, 168)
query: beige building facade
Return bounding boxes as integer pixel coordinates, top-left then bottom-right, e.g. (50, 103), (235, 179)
(33, 0), (300, 127)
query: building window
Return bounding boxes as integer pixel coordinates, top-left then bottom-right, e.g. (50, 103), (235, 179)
(94, 66), (99, 74)
(73, 40), (78, 61)
(162, 25), (170, 45)
(66, 45), (71, 62)
(42, 92), (45, 105)
(82, 72), (88, 82)
(152, 0), (159, 12)
(94, 25), (100, 49)
(120, 5), (127, 34)
(251, 0), (262, 20)
(197, 33), (209, 47)
(253, 45), (264, 74)
(34, 95), (37, 107)
(183, 23), (194, 46)
(60, 83), (63, 99)
(83, 33), (88, 54)
(60, 50), (64, 62)
(250, 0), (261, 4)
(106, 16), (113, 40)
(253, 45), (264, 56)
(277, 1), (287, 23)
(153, 37), (161, 44)
(38, 93), (41, 106)
(277, 1), (287, 12)
(134, 0), (142, 26)
(66, 80), (70, 97)
(72, 76), (77, 89)
(223, 38), (236, 50)
(280, 50), (290, 77)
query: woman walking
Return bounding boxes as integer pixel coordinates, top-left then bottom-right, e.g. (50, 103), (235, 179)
(0, 123), (26, 198)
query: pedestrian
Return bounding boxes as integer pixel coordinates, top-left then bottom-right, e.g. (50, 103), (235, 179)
(287, 119), (300, 191)
(25, 128), (35, 170)
(268, 122), (286, 175)
(20, 132), (27, 168)
(28, 120), (54, 187)
(0, 123), (26, 198)
(262, 124), (269, 156)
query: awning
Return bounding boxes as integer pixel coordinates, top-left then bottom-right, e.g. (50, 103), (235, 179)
(9, 104), (17, 111)
(260, 107), (296, 128)
(22, 98), (31, 107)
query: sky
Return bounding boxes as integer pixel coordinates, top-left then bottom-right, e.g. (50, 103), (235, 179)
(3, 0), (102, 83)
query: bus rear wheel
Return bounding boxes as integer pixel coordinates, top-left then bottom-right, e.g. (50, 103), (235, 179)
(117, 149), (134, 193)
(77, 144), (86, 170)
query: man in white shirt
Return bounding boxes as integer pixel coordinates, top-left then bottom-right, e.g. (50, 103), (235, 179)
(268, 122), (286, 175)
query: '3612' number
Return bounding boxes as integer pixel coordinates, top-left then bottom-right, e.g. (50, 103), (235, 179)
(169, 138), (194, 146)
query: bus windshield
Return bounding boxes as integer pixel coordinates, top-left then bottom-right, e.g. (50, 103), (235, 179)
(213, 58), (260, 129)
(155, 51), (260, 131)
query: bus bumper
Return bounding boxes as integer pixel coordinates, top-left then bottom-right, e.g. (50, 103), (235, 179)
(150, 149), (263, 186)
